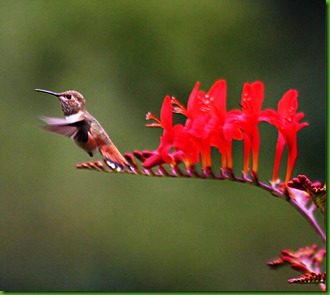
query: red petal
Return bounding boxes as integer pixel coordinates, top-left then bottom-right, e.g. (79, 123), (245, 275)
(297, 122), (309, 131)
(278, 89), (298, 118)
(208, 79), (227, 115)
(285, 136), (297, 184)
(160, 95), (173, 129)
(294, 112), (305, 122)
(243, 134), (251, 172)
(223, 123), (243, 141)
(241, 81), (264, 113)
(187, 117), (208, 139)
(251, 128), (260, 172)
(272, 132), (285, 181)
(187, 81), (200, 116)
(250, 81), (264, 113)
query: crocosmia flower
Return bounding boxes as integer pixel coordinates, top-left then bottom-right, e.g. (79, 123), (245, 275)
(236, 81), (268, 173)
(267, 89), (309, 184)
(172, 80), (242, 169)
(184, 80), (226, 168)
(144, 95), (199, 168)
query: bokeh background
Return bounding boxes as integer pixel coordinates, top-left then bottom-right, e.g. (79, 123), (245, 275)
(1, 0), (326, 291)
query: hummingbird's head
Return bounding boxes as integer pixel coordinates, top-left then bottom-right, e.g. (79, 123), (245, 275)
(35, 89), (86, 116)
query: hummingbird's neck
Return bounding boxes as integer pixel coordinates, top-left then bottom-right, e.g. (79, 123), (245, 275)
(65, 110), (85, 123)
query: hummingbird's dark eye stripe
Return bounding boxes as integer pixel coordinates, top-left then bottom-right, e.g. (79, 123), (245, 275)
(66, 95), (72, 99)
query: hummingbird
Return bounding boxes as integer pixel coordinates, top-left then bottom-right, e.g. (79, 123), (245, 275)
(35, 88), (131, 171)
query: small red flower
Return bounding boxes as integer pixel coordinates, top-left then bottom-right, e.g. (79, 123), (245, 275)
(184, 80), (226, 168)
(236, 81), (267, 173)
(173, 80), (242, 169)
(267, 90), (309, 184)
(144, 95), (199, 168)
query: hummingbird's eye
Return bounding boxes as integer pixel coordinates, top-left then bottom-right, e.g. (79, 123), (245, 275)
(66, 95), (72, 99)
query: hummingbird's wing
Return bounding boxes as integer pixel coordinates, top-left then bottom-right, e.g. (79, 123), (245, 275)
(39, 116), (90, 142)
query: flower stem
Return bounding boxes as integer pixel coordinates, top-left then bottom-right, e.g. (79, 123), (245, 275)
(77, 159), (326, 243)
(288, 196), (326, 243)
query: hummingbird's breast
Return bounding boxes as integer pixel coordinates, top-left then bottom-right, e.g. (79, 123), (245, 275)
(65, 110), (85, 123)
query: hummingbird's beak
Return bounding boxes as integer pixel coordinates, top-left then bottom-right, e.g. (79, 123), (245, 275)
(35, 89), (59, 97)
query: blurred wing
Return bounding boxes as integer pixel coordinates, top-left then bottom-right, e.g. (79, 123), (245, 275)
(39, 116), (69, 125)
(40, 116), (90, 142)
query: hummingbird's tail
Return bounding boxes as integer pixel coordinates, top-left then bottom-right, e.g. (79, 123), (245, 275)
(100, 145), (132, 172)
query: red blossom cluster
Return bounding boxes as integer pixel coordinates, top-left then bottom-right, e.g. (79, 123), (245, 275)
(144, 80), (308, 184)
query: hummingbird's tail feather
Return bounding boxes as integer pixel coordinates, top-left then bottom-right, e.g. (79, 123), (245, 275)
(100, 145), (132, 172)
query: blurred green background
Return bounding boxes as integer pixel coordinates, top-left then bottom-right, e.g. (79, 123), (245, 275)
(1, 0), (325, 291)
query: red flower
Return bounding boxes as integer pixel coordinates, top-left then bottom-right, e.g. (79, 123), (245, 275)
(144, 95), (198, 168)
(184, 80), (223, 168)
(173, 80), (242, 169)
(267, 90), (309, 184)
(236, 81), (267, 173)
